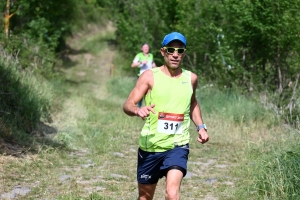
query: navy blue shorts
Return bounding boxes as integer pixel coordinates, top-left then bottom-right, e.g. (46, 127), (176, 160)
(137, 144), (189, 184)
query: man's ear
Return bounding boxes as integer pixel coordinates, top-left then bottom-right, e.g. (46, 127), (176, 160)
(160, 48), (165, 56)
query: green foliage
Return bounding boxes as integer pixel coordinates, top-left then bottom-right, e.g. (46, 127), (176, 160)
(114, 0), (178, 66)
(175, 0), (226, 71)
(223, 0), (300, 91)
(0, 33), (57, 78)
(10, 0), (77, 50)
(250, 146), (300, 199)
(0, 59), (52, 138)
(197, 85), (274, 125)
(106, 76), (136, 99)
(1, 0), (80, 78)
(111, 0), (300, 125)
(69, 1), (108, 33)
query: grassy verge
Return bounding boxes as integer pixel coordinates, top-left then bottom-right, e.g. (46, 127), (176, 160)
(0, 58), (53, 148)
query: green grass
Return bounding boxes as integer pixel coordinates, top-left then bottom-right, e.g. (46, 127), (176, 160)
(197, 85), (276, 125)
(242, 134), (300, 199)
(0, 58), (53, 143)
(106, 77), (136, 99)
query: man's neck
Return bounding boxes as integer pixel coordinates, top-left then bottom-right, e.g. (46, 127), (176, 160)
(161, 65), (182, 77)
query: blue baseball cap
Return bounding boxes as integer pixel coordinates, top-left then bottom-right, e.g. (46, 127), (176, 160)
(161, 32), (187, 47)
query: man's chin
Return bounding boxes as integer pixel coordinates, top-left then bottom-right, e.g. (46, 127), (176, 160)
(169, 65), (180, 69)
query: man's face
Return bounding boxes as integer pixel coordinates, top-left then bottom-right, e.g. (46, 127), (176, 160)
(160, 40), (186, 70)
(141, 44), (150, 54)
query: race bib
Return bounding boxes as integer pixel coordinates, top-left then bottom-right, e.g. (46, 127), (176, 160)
(157, 112), (184, 134)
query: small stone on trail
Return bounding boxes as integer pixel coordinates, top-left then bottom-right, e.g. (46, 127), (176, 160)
(110, 174), (128, 179)
(81, 163), (95, 168)
(113, 152), (125, 157)
(1, 186), (31, 199)
(205, 178), (218, 185)
(59, 174), (72, 183)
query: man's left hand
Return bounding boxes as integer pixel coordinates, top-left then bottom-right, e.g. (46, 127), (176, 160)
(197, 129), (209, 144)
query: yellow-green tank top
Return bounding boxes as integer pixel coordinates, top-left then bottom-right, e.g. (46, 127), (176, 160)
(139, 67), (193, 152)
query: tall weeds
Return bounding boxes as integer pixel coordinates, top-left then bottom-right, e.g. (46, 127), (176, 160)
(0, 53), (52, 142)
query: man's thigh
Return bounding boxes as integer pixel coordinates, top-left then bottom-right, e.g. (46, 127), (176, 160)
(137, 148), (165, 184)
(160, 144), (189, 177)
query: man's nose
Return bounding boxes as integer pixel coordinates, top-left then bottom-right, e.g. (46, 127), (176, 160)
(172, 50), (179, 57)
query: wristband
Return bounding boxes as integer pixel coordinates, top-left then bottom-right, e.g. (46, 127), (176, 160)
(196, 124), (207, 131)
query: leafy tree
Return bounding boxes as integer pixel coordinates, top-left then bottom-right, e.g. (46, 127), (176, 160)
(0, 0), (79, 78)
(114, 0), (178, 68)
(175, 0), (231, 85)
(113, 0), (300, 124)
(11, 0), (77, 50)
(222, 0), (300, 123)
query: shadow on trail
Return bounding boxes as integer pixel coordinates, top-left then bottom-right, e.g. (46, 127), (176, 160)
(106, 38), (118, 51)
(0, 121), (68, 157)
(59, 43), (89, 70)
(64, 79), (100, 86)
(0, 62), (69, 157)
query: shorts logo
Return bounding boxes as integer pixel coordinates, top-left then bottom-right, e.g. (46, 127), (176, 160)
(141, 174), (151, 179)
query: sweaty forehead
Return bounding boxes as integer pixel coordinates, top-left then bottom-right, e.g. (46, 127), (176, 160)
(165, 40), (185, 48)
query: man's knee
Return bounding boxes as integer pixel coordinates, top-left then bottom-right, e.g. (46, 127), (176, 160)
(165, 187), (179, 200)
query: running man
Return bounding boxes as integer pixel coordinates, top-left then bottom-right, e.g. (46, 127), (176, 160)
(131, 43), (156, 107)
(123, 32), (209, 200)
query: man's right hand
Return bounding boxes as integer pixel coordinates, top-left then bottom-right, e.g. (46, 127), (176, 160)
(135, 104), (156, 120)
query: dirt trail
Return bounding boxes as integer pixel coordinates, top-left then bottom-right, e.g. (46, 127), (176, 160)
(64, 22), (115, 96)
(52, 22), (116, 130)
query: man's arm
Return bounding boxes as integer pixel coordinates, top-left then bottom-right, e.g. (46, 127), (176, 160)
(131, 55), (142, 68)
(190, 73), (209, 144)
(123, 70), (156, 119)
(131, 62), (142, 68)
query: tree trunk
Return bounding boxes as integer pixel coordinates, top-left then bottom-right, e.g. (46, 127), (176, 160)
(277, 45), (283, 93)
(4, 0), (17, 38)
(287, 73), (300, 119)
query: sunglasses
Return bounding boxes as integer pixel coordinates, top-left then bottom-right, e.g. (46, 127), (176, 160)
(163, 47), (186, 54)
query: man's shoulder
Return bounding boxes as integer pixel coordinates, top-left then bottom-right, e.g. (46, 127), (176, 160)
(135, 52), (143, 57)
(139, 69), (154, 83)
(182, 68), (192, 75)
(150, 67), (160, 73)
(181, 68), (197, 82)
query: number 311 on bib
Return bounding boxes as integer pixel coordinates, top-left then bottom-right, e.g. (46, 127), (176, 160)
(157, 112), (184, 134)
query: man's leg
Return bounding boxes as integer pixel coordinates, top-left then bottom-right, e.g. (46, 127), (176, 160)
(165, 169), (183, 200)
(138, 183), (157, 200)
